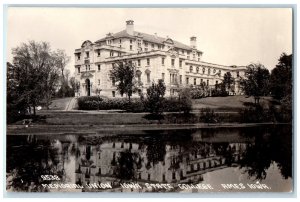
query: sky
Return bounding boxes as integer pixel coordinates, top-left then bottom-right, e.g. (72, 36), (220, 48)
(6, 7), (293, 75)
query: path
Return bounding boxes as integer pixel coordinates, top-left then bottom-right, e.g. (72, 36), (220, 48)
(65, 97), (78, 111)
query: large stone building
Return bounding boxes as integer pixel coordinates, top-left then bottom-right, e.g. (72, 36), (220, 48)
(74, 20), (246, 97)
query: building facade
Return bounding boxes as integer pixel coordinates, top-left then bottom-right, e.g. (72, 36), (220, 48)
(74, 20), (246, 97)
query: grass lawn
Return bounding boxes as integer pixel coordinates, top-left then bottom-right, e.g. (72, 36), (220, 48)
(192, 95), (273, 111)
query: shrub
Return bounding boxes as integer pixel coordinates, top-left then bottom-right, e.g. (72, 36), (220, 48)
(199, 108), (221, 123)
(239, 105), (275, 123)
(144, 80), (166, 115)
(77, 96), (103, 110)
(178, 88), (192, 114)
(190, 87), (206, 99)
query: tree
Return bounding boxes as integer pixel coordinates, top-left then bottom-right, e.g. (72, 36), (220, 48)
(270, 53), (292, 101)
(240, 63), (270, 104)
(8, 41), (68, 117)
(223, 72), (235, 93)
(144, 80), (166, 115)
(110, 61), (136, 101)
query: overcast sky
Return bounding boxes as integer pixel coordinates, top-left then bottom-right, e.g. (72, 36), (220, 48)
(6, 7), (292, 75)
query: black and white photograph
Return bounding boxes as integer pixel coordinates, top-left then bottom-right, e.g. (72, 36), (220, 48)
(4, 6), (294, 195)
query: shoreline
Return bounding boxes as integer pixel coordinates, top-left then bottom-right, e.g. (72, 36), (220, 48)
(6, 122), (291, 136)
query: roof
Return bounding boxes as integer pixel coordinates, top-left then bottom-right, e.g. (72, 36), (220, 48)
(95, 30), (197, 51)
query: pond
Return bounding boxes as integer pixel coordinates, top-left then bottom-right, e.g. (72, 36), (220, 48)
(6, 124), (292, 193)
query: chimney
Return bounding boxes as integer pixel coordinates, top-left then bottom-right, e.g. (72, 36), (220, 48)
(190, 36), (197, 49)
(126, 20), (134, 35)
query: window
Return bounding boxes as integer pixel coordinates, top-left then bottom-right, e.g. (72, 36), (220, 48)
(151, 44), (154, 48)
(147, 58), (150, 66)
(145, 48), (148, 52)
(219, 69), (222, 76)
(98, 79), (100, 85)
(186, 77), (189, 85)
(118, 52), (121, 56)
(162, 73), (165, 81)
(147, 72), (151, 83)
(77, 55), (80, 60)
(213, 69), (216, 73)
(201, 79), (203, 84)
(194, 78), (197, 85)
(97, 50), (100, 56)
(237, 71), (240, 77)
(110, 51), (114, 57)
(172, 172), (176, 180)
(138, 59), (141, 66)
(208, 68), (211, 75)
(130, 39), (133, 44)
(216, 80), (218, 85)
(193, 54), (196, 59)
(207, 79), (209, 85)
(162, 58), (165, 65)
(182, 50), (184, 54)
(148, 174), (151, 181)
(202, 67), (205, 74)
(171, 59), (175, 66)
(78, 67), (80, 73)
(98, 65), (101, 71)
(179, 60), (182, 68)
(190, 66), (193, 72)
(196, 66), (199, 73)
(112, 91), (115, 97)
(112, 77), (115, 86)
(86, 52), (89, 58)
(119, 39), (122, 43)
(180, 75), (182, 84)
(158, 45), (161, 49)
(144, 42), (148, 47)
(130, 45), (132, 50)
(138, 42), (141, 47)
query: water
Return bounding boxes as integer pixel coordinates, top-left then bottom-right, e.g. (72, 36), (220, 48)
(6, 124), (292, 193)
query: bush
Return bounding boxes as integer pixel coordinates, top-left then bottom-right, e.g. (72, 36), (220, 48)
(144, 80), (166, 115)
(178, 88), (192, 114)
(190, 87), (207, 99)
(239, 105), (275, 123)
(199, 108), (221, 123)
(78, 96), (103, 110)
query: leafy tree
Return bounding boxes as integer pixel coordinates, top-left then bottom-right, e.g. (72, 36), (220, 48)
(270, 53), (292, 102)
(8, 41), (70, 118)
(144, 80), (166, 115)
(240, 63), (270, 104)
(110, 61), (136, 101)
(223, 72), (235, 93)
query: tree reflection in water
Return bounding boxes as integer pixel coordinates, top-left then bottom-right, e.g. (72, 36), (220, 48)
(6, 135), (63, 192)
(239, 125), (292, 180)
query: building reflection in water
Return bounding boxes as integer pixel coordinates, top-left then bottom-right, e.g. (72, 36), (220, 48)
(6, 125), (292, 192)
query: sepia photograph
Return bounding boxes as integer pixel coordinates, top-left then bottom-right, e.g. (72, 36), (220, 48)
(5, 6), (293, 194)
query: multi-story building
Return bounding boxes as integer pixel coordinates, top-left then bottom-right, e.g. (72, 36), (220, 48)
(74, 20), (246, 97)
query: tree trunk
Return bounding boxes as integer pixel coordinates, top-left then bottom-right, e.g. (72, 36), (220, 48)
(33, 106), (36, 116)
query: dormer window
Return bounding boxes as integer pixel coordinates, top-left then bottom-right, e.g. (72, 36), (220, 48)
(86, 52), (89, 58)
(97, 50), (100, 56)
(145, 42), (148, 47)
